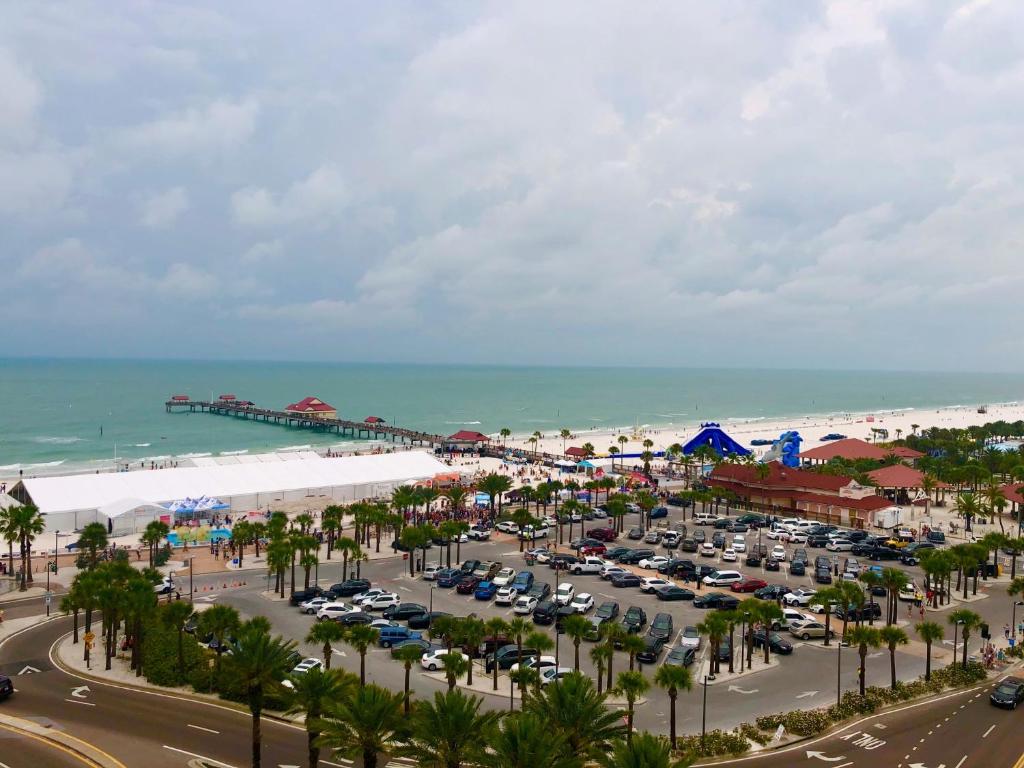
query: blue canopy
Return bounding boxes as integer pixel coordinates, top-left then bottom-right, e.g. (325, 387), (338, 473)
(680, 423), (751, 457)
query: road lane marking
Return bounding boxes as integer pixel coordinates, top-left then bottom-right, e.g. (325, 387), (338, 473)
(63, 698), (96, 706)
(187, 723), (221, 734)
(955, 756), (967, 768)
(982, 724), (995, 738)
(163, 745), (236, 767)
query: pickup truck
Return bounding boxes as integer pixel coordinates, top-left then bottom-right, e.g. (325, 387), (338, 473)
(570, 556), (606, 575)
(473, 561), (501, 579)
(467, 525), (491, 541)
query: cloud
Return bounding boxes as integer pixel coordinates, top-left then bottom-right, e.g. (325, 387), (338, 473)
(0, 47), (41, 147)
(139, 186), (189, 228)
(119, 98), (259, 156)
(231, 166), (349, 228)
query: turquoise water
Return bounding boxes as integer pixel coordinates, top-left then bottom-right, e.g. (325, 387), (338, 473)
(2, 358), (1023, 474)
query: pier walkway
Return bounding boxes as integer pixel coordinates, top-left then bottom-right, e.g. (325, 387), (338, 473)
(165, 400), (444, 446)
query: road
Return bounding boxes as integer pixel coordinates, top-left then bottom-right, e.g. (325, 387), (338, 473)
(730, 668), (1024, 768)
(0, 719), (97, 767)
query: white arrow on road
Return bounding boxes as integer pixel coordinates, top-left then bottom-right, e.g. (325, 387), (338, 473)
(867, 652), (885, 659)
(728, 685), (759, 694)
(908, 764), (945, 768)
(806, 751), (847, 762)
(331, 648), (348, 657)
(796, 690), (819, 699)
(17, 665), (40, 675)
(70, 685), (90, 699)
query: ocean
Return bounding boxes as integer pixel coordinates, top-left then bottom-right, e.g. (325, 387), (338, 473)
(2, 358), (1023, 476)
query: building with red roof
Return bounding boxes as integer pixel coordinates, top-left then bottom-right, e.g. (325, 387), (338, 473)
(565, 446), (591, 459)
(171, 394), (190, 402)
(798, 438), (922, 465)
(444, 430), (491, 449)
(365, 416), (386, 424)
(285, 396), (337, 420)
(866, 464), (949, 491)
(709, 461), (888, 528)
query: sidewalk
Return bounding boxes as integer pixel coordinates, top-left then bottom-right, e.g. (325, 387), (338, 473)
(0, 710), (126, 767)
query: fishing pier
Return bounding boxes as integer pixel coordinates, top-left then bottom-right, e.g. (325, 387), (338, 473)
(165, 396), (444, 446)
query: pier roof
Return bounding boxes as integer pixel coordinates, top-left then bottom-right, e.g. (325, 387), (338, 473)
(285, 396), (336, 413)
(446, 430), (490, 442)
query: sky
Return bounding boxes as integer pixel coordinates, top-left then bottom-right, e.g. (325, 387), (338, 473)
(2, 1), (1023, 370)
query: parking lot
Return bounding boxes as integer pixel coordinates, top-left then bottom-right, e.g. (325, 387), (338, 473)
(208, 505), (981, 736)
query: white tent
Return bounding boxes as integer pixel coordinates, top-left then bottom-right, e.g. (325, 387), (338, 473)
(99, 497), (168, 536)
(13, 451), (447, 532)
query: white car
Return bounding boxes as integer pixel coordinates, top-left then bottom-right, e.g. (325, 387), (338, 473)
(765, 528), (786, 540)
(600, 564), (628, 580)
(898, 584), (924, 603)
(826, 539), (854, 552)
(359, 592), (401, 611)
(316, 602), (359, 621)
(527, 548), (551, 563)
(554, 582), (575, 606)
(540, 666), (573, 686)
(570, 593), (595, 613)
(509, 655), (557, 674)
(519, 525), (550, 540)
(420, 649), (470, 671)
(781, 531), (807, 544)
(282, 657), (323, 689)
(783, 588), (818, 607)
(370, 619), (399, 629)
(542, 516), (558, 527)
(808, 599), (840, 615)
(770, 545), (787, 561)
(492, 568), (516, 586)
(771, 608), (813, 631)
(721, 548), (737, 562)
(699, 543), (716, 557)
(300, 597), (329, 614)
(494, 586), (519, 606)
(680, 625), (702, 649)
(467, 525), (491, 541)
(571, 556), (607, 575)
(422, 565), (442, 581)
(514, 595), (539, 614)
(591, 509), (608, 519)
(352, 588), (389, 603)
(638, 555), (670, 570)
(640, 577), (675, 593)
(731, 538), (747, 553)
(496, 521), (520, 534)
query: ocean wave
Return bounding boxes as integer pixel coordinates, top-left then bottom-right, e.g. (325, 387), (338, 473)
(278, 444), (312, 452)
(134, 443), (151, 448)
(0, 464), (21, 471)
(25, 460), (65, 469)
(587, 417), (606, 421)
(726, 416), (766, 423)
(220, 449), (249, 456)
(444, 421), (482, 425)
(139, 455), (171, 462)
(523, 419), (553, 424)
(178, 452), (212, 459)
(654, 413), (688, 418)
(32, 436), (85, 445)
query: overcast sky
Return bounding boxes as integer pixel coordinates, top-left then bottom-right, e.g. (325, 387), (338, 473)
(2, 1), (1022, 370)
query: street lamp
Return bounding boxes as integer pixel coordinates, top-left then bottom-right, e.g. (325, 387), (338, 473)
(742, 611), (750, 670)
(836, 639), (842, 705)
(701, 674), (709, 749)
(430, 583), (435, 613)
(46, 530), (59, 617)
(189, 557), (194, 604)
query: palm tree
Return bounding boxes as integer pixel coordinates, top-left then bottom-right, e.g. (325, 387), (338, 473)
(10, 505), (44, 589)
(393, 644), (424, 717)
(562, 615), (591, 671)
(614, 670), (649, 743)
(955, 492), (982, 535)
(506, 617), (529, 689)
(484, 617), (509, 691)
(397, 689), (501, 768)
(847, 625), (881, 695)
(141, 520), (170, 567)
(306, 620), (345, 670)
(287, 667), (356, 768)
(560, 429), (572, 452)
(458, 618), (486, 686)
(477, 473), (513, 521)
(317, 683), (404, 768)
(654, 664), (692, 749)
(523, 671), (625, 759)
(814, 586), (843, 646)
(600, 732), (689, 768)
(601, 622), (624, 691)
(197, 604), (241, 688)
(881, 567), (909, 625)
(697, 612), (729, 674)
(225, 625), (297, 768)
(621, 634), (646, 672)
(915, 621), (944, 681)
(500, 428), (512, 447)
(162, 601), (194, 674)
(480, 712), (579, 768)
(590, 644), (612, 694)
(342, 624), (380, 686)
(524, 631), (554, 692)
(949, 609), (982, 668)
(879, 625), (909, 689)
(441, 652), (470, 691)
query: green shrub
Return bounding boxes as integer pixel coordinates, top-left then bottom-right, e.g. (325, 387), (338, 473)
(141, 620), (205, 687)
(735, 722), (770, 746)
(676, 729), (750, 758)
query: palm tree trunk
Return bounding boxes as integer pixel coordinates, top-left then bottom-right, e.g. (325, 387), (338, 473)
(925, 643), (932, 681)
(25, 535), (34, 584)
(889, 649), (896, 689)
(859, 649), (867, 695)
(252, 704), (262, 768)
(404, 664), (412, 717)
(72, 609), (79, 643)
(323, 641), (332, 669)
(669, 691), (677, 749)
(360, 650), (366, 686)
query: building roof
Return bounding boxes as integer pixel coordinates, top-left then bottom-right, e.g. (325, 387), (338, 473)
(866, 464), (949, 489)
(364, 416), (385, 424)
(798, 438), (893, 462)
(171, 394), (190, 401)
(791, 491), (891, 511)
(219, 394), (237, 401)
(446, 430), (491, 442)
(1001, 483), (1024, 506)
(565, 447), (590, 458)
(710, 462), (852, 493)
(13, 451), (447, 517)
(285, 396), (336, 413)
(889, 446), (925, 459)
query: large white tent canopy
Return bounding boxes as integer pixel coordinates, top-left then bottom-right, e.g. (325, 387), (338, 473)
(12, 451), (447, 533)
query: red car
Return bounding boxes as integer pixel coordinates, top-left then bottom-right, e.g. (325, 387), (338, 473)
(731, 577), (768, 593)
(455, 576), (481, 595)
(580, 544), (607, 556)
(587, 527), (617, 542)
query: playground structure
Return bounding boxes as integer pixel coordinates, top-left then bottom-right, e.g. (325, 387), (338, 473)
(680, 423), (751, 458)
(762, 431), (802, 468)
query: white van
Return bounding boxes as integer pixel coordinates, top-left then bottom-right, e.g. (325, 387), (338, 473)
(703, 569), (743, 587)
(779, 518), (802, 532)
(694, 510), (717, 524)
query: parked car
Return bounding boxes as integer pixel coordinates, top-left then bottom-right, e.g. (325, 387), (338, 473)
(316, 602), (360, 621)
(382, 602), (428, 621)
(289, 586), (325, 606)
(648, 612), (674, 641)
(466, 525), (491, 540)
(679, 625), (702, 649)
(611, 573), (642, 588)
(485, 645), (539, 673)
(814, 568), (833, 584)
(570, 593), (595, 613)
(783, 588), (818, 607)
(495, 521), (520, 534)
(528, 582), (552, 601)
(618, 549), (656, 564)
(492, 567), (517, 586)
(554, 582), (576, 606)
(299, 597), (330, 615)
(731, 577), (768, 593)
(455, 576), (482, 594)
(765, 557), (781, 572)
(638, 555), (669, 570)
(514, 592), (540, 614)
(656, 585), (695, 601)
(511, 570), (535, 593)
(474, 581), (498, 600)
(789, 560), (806, 576)
(420, 648), (470, 671)
(494, 586), (519, 606)
(587, 527), (618, 542)
(622, 606), (647, 633)
(378, 626), (423, 648)
(628, 527), (645, 540)
(693, 592), (739, 610)
(360, 592), (401, 611)
(664, 644), (696, 667)
(753, 584), (789, 601)
(532, 600), (558, 625)
(789, 620), (834, 641)
(990, 677), (1024, 709)
(640, 577), (675, 593)
(703, 570), (743, 587)
(636, 635), (667, 664)
(327, 579), (370, 598)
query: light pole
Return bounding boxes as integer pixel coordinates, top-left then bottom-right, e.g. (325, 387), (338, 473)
(701, 674), (709, 750)
(189, 557), (194, 604)
(430, 583), (435, 613)
(742, 611), (750, 670)
(836, 639), (842, 705)
(46, 530), (58, 617)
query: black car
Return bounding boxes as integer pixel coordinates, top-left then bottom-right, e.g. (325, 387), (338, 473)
(585, 615), (612, 641)
(595, 601), (620, 620)
(407, 610), (451, 630)
(765, 557), (781, 572)
(847, 530), (869, 542)
(486, 645), (539, 673)
(656, 585), (695, 601)
(328, 579), (371, 598)
(866, 546), (900, 561)
(789, 561), (806, 576)
(745, 553), (762, 567)
(618, 549), (656, 564)
(550, 554), (579, 569)
(667, 495), (693, 507)
(990, 677), (1024, 709)
(605, 546), (633, 560)
(528, 582), (552, 601)
(754, 584), (790, 600)
(648, 612), (674, 640)
(437, 569), (470, 588)
(815, 555), (831, 569)
(628, 527), (645, 540)
(807, 535), (830, 548)
(389, 638), (439, 658)
(693, 592), (739, 609)
(338, 612), (373, 626)
(611, 573), (642, 588)
(392, 538), (432, 551)
(711, 532), (726, 548)
(382, 602), (428, 621)
(834, 602), (881, 622)
(814, 568), (833, 584)
(752, 629), (793, 654)
(636, 635), (666, 664)
(716, 636), (733, 662)
(926, 530), (946, 544)
(288, 586), (325, 606)
(713, 518), (731, 529)
(680, 538), (699, 553)
(554, 605), (577, 632)
(0, 674), (14, 701)
(532, 600), (558, 625)
(792, 548), (808, 564)
(460, 559), (481, 573)
(692, 529), (706, 543)
(664, 645), (697, 667)
(622, 606), (647, 633)
(658, 558), (694, 575)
